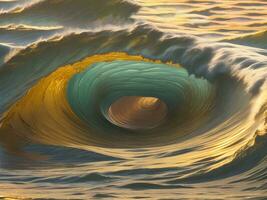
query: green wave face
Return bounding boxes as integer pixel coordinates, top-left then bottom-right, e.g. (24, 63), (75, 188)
(67, 61), (215, 143)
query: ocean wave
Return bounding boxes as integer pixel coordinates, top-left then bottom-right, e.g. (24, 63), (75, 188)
(0, 0), (24, 12)
(0, 9), (266, 198)
(224, 30), (267, 50)
(0, 0), (139, 28)
(0, 42), (11, 65)
(1, 24), (266, 110)
(0, 24), (62, 46)
(0, 23), (266, 163)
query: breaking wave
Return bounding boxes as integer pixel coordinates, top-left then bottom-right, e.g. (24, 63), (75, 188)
(0, 0), (266, 199)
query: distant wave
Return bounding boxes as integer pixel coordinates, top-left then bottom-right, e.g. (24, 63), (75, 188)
(0, 0), (139, 28)
(225, 30), (267, 50)
(0, 24), (61, 46)
(0, 0), (39, 13)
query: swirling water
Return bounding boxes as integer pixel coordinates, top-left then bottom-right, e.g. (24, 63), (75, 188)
(0, 0), (267, 199)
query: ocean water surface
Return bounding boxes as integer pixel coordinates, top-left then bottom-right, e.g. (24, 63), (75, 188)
(0, 0), (267, 199)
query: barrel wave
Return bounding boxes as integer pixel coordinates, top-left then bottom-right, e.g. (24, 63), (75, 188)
(0, 0), (267, 199)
